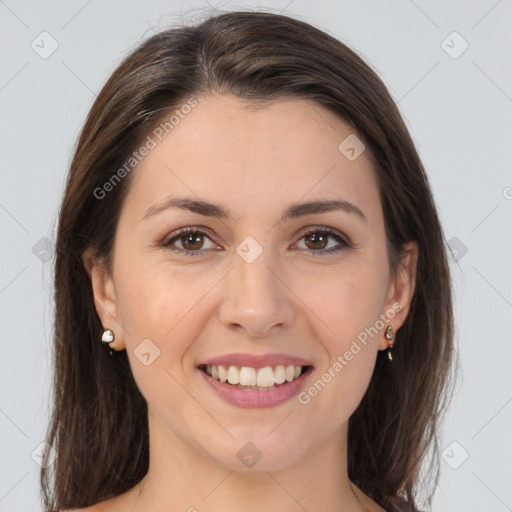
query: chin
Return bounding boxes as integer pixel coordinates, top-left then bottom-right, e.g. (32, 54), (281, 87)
(202, 431), (309, 472)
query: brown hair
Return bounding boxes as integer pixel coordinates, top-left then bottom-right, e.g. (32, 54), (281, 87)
(41, 10), (456, 511)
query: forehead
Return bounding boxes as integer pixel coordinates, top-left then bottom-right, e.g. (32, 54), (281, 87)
(122, 93), (380, 222)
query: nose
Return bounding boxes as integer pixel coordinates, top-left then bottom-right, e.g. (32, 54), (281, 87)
(217, 244), (296, 338)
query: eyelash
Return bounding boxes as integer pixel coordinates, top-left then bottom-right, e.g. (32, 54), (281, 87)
(160, 226), (352, 257)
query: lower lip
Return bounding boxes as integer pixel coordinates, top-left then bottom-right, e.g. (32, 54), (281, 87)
(199, 366), (314, 408)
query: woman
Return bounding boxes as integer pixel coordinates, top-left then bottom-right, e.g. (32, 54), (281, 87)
(41, 10), (455, 512)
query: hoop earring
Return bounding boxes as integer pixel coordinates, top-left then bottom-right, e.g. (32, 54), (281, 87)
(384, 325), (395, 361)
(101, 328), (116, 356)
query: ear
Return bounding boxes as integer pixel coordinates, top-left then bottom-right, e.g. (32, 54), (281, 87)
(82, 247), (126, 351)
(378, 241), (419, 351)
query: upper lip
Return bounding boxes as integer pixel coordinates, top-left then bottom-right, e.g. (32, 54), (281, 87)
(199, 353), (314, 369)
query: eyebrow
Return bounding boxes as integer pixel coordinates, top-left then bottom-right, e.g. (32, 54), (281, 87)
(140, 197), (366, 223)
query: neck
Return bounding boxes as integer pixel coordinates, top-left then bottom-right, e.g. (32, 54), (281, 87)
(123, 408), (370, 512)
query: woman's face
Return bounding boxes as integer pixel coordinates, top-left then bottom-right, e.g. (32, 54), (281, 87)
(86, 93), (416, 471)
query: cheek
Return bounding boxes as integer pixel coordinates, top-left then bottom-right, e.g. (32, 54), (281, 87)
(114, 260), (218, 366)
(306, 260), (387, 345)
(299, 261), (385, 410)
(113, 269), (205, 411)
(301, 278), (380, 427)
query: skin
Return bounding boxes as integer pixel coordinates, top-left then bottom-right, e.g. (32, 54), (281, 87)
(81, 93), (418, 512)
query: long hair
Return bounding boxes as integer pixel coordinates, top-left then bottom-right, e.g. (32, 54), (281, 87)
(41, 10), (455, 511)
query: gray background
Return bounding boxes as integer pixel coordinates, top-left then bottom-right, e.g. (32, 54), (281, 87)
(0, 0), (511, 510)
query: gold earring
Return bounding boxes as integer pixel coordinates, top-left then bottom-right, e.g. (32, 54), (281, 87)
(384, 325), (395, 361)
(101, 328), (116, 356)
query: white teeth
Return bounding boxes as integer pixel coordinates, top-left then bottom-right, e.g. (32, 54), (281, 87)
(218, 365), (228, 382)
(257, 366), (275, 387)
(227, 365), (239, 384)
(275, 365), (286, 384)
(202, 363), (306, 388)
(239, 367), (256, 386)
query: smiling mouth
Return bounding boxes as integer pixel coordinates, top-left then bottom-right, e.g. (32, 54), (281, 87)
(198, 363), (312, 391)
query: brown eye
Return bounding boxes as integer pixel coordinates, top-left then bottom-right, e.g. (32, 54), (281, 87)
(295, 227), (351, 256)
(162, 227), (218, 256)
(180, 232), (204, 251)
(304, 232), (328, 251)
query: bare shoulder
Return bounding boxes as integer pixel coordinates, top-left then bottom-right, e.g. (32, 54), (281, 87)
(63, 484), (138, 512)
